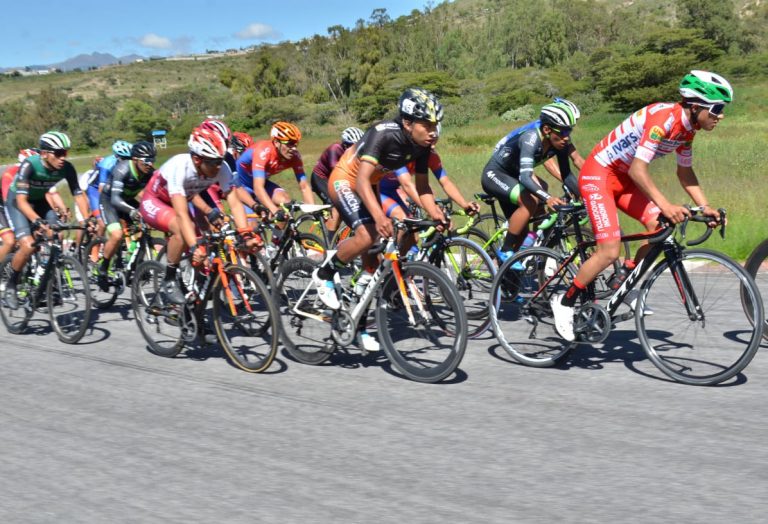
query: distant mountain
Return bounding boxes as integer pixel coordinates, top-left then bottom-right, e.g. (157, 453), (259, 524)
(53, 52), (144, 71)
(1, 52), (145, 72)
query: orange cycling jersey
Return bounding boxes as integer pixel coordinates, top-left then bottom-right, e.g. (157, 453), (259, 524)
(590, 102), (695, 174)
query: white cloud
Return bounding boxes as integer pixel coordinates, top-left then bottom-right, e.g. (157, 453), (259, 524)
(234, 23), (280, 40)
(139, 33), (172, 49)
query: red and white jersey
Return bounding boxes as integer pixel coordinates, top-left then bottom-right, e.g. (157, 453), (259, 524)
(147, 154), (234, 203)
(590, 102), (696, 175)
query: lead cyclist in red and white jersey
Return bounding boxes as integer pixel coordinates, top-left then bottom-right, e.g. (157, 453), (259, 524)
(551, 70), (731, 341)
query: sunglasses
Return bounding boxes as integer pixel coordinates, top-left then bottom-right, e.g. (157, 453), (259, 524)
(48, 149), (69, 158)
(137, 157), (155, 166)
(550, 127), (572, 138)
(704, 103), (725, 116)
(202, 158), (224, 167)
(279, 140), (299, 149)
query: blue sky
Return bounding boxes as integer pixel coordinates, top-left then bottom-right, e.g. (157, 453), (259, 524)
(2, 0), (436, 68)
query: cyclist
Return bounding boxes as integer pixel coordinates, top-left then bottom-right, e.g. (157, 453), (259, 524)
(543, 98), (585, 176)
(2, 132), (91, 309)
(90, 140), (133, 222)
(139, 127), (256, 305)
(234, 121), (314, 218)
(311, 126), (364, 240)
(203, 130), (254, 212)
(1, 149), (40, 263)
(480, 100), (580, 262)
(199, 119), (235, 171)
(550, 70), (730, 341)
(314, 87), (448, 314)
(96, 141), (157, 290)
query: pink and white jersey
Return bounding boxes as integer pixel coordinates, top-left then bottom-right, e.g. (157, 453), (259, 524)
(590, 102), (696, 175)
(147, 154), (234, 203)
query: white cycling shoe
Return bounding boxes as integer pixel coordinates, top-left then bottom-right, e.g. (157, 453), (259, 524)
(550, 293), (576, 342)
(312, 269), (340, 310)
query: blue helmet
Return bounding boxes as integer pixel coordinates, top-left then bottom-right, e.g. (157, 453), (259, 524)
(112, 140), (133, 159)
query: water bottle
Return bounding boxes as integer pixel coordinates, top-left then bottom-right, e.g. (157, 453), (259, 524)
(354, 271), (373, 296)
(607, 260), (636, 290)
(407, 245), (420, 261)
(127, 239), (138, 256)
(521, 231), (537, 249)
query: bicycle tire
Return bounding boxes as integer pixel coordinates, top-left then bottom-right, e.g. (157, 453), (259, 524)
(131, 260), (186, 357)
(376, 261), (468, 383)
(435, 236), (496, 338)
(0, 256), (34, 333)
(637, 248), (764, 385)
(48, 255), (92, 343)
(275, 256), (335, 365)
(743, 238), (768, 341)
(213, 264), (280, 373)
(84, 237), (121, 309)
(489, 247), (578, 367)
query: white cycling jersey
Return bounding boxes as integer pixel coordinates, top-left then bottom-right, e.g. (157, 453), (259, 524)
(150, 153), (234, 202)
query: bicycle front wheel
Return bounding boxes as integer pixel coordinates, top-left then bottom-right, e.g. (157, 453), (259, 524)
(489, 247), (577, 367)
(213, 265), (279, 373)
(637, 249), (764, 385)
(84, 237), (121, 309)
(48, 255), (92, 343)
(376, 261), (468, 383)
(743, 238), (768, 341)
(0, 257), (34, 334)
(131, 260), (185, 358)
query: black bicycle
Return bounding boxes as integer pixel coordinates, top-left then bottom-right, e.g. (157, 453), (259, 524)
(84, 216), (167, 309)
(489, 205), (764, 386)
(743, 238), (768, 341)
(0, 223), (92, 343)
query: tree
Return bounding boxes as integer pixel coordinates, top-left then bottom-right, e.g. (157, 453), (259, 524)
(113, 99), (168, 142)
(678, 0), (739, 52)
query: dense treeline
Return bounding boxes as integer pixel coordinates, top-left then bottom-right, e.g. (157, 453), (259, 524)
(1, 0), (767, 156)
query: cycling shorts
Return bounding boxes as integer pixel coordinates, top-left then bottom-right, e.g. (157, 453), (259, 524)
(310, 172), (332, 206)
(480, 159), (523, 218)
(99, 194), (136, 231)
(327, 175), (373, 230)
(139, 193), (176, 233)
(4, 190), (58, 239)
(379, 186), (410, 219)
(579, 155), (660, 243)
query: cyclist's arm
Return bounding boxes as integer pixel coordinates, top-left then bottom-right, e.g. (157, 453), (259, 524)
(414, 172), (445, 222)
(171, 194), (198, 248)
(224, 189), (249, 231)
(438, 176), (472, 210)
(46, 189), (67, 214)
(73, 193), (90, 222)
(297, 178), (315, 205)
(12, 163), (42, 221)
(676, 165), (717, 219)
(235, 186), (259, 210)
(252, 176), (278, 215)
(627, 157), (683, 221)
(110, 171), (137, 214)
(569, 145), (585, 169)
(396, 170), (422, 208)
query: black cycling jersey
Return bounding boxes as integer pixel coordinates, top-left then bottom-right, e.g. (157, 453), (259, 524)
(487, 125), (573, 201)
(354, 119), (431, 180)
(101, 159), (150, 215)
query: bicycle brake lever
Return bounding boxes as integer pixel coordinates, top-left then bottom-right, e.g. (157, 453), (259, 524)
(719, 208), (727, 239)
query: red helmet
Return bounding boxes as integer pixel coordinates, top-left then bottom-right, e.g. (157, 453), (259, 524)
(188, 127), (226, 159)
(18, 148), (40, 163)
(232, 131), (254, 153)
(270, 121), (302, 143)
(200, 119), (231, 145)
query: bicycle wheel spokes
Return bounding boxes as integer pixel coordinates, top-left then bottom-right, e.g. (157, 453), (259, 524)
(0, 259), (34, 334)
(443, 237), (495, 338)
(132, 261), (185, 357)
(377, 261), (467, 383)
(48, 255), (91, 344)
(638, 249), (763, 385)
(490, 248), (575, 367)
(213, 265), (279, 372)
(84, 238), (122, 309)
(275, 257), (335, 365)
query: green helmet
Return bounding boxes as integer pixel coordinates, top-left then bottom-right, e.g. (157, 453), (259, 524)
(39, 131), (72, 151)
(540, 102), (578, 128)
(679, 70), (733, 104)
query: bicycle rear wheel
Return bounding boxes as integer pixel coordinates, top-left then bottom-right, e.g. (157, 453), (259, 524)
(132, 261), (186, 357)
(489, 247), (578, 367)
(84, 237), (122, 309)
(0, 258), (34, 334)
(213, 265), (279, 373)
(275, 257), (335, 365)
(743, 238), (768, 341)
(376, 261), (468, 383)
(48, 255), (92, 343)
(436, 236), (496, 338)
(637, 249), (764, 385)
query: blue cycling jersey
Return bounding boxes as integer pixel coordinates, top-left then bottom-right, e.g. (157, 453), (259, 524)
(94, 154), (119, 188)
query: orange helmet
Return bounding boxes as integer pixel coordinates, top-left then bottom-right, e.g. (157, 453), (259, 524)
(232, 131), (254, 153)
(270, 121), (302, 143)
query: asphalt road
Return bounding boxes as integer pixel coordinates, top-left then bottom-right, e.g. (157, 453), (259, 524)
(1, 288), (767, 523)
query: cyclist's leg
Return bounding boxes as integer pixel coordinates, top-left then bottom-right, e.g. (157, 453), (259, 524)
(311, 172), (340, 238)
(480, 162), (522, 259)
(140, 193), (185, 304)
(380, 187), (414, 256)
(0, 203), (15, 262)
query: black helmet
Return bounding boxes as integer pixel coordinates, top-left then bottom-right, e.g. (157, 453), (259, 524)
(398, 88), (443, 123)
(131, 141), (156, 162)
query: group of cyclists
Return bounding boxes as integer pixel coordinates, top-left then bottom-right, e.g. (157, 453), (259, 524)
(0, 68), (734, 361)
